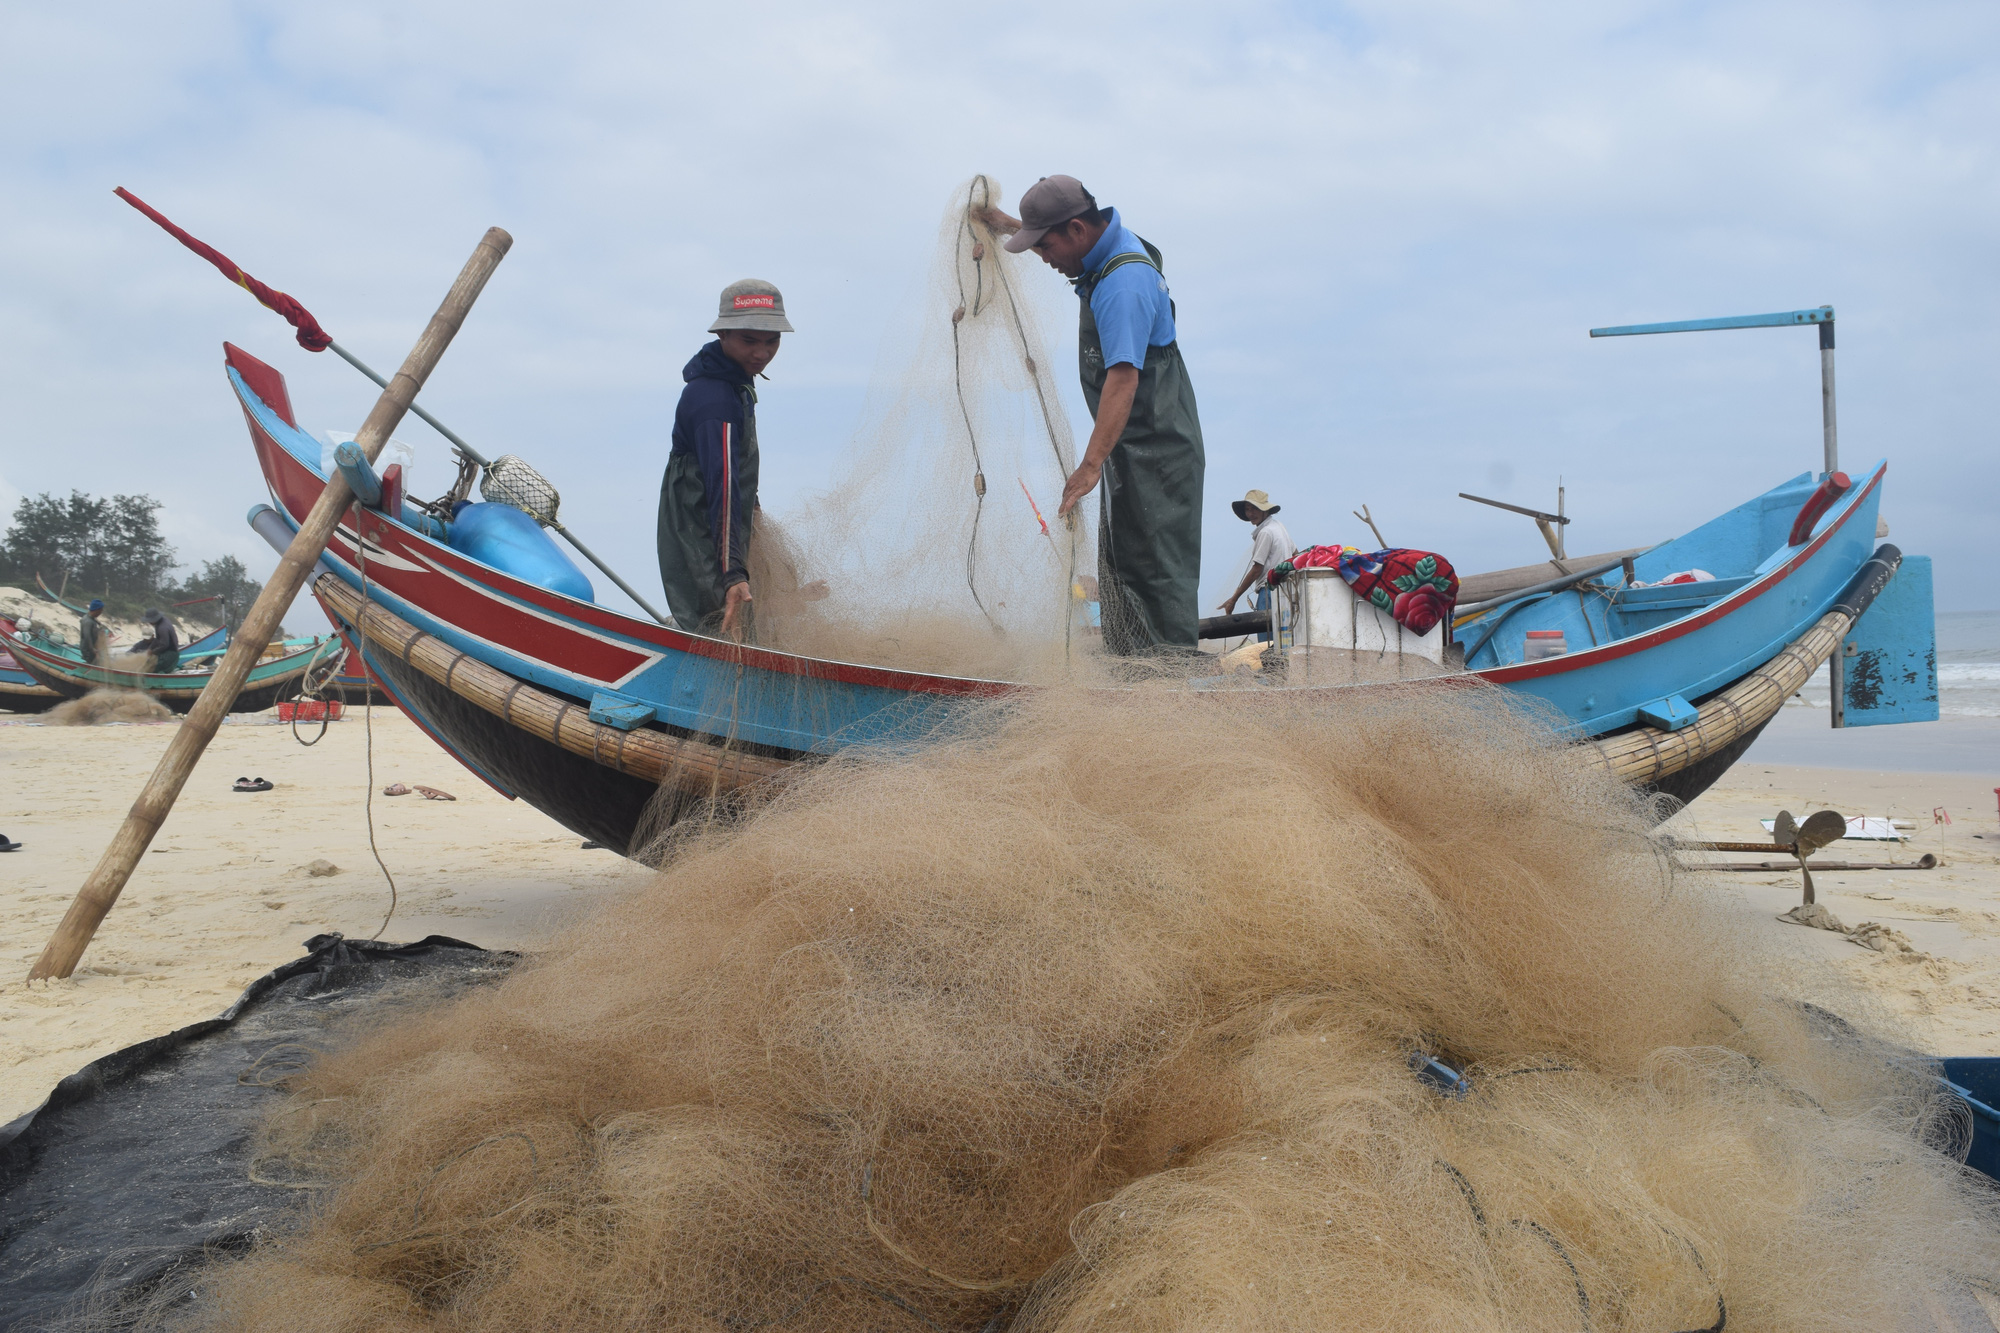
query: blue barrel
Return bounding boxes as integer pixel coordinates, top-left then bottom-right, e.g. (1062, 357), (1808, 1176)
(446, 502), (594, 602)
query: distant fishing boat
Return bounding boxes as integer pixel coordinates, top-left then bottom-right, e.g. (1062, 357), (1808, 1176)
(0, 616), (229, 714)
(227, 343), (1936, 855)
(0, 617), (322, 715)
(0, 627), (60, 713)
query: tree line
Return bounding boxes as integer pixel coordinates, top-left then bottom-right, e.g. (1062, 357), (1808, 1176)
(0, 490), (268, 629)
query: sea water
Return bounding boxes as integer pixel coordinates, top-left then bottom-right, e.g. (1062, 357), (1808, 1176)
(1788, 610), (2000, 718)
(1749, 611), (2000, 774)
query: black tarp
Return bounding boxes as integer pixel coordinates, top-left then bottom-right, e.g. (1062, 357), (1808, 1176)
(0, 934), (514, 1332)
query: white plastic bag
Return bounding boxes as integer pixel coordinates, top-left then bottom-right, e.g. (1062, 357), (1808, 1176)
(322, 431), (416, 491)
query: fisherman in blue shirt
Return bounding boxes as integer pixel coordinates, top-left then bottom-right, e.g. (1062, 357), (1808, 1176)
(984, 176), (1205, 656)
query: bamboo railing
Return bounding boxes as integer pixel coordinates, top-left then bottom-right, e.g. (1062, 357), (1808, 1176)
(315, 575), (789, 796)
(1588, 544), (1902, 786)
(322, 546), (1903, 802)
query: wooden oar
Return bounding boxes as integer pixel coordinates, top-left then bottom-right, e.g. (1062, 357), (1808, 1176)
(28, 227), (512, 982)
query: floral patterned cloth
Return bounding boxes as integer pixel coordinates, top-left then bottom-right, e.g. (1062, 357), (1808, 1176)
(1266, 545), (1460, 637)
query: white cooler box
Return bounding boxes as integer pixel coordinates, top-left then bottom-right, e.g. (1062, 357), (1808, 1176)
(1284, 566), (1447, 665)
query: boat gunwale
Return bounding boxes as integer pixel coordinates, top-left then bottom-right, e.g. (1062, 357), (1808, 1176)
(1468, 462), (1884, 683)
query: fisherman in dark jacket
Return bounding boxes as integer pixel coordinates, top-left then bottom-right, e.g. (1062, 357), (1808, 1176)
(658, 279), (792, 637)
(77, 599), (108, 666)
(129, 608), (180, 674)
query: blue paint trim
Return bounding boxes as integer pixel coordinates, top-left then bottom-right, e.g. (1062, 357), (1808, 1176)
(1590, 306), (1834, 337)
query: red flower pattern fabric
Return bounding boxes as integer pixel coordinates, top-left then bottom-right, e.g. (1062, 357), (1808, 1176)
(1266, 545), (1460, 637)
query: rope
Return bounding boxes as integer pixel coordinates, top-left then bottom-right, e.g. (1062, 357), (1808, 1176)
(355, 519), (398, 940)
(964, 175), (1081, 661)
(289, 637), (346, 747)
(952, 182), (999, 630)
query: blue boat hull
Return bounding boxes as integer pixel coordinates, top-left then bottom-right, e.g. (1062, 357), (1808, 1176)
(230, 342), (1910, 851)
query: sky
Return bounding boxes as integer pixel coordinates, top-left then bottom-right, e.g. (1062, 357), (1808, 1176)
(1, 0), (1995, 629)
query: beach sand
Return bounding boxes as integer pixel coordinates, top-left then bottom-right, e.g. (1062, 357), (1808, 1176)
(1670, 756), (2000, 1054)
(0, 709), (649, 1126)
(2, 707), (1996, 1127)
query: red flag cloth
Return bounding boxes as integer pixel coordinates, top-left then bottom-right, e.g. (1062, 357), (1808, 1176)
(114, 187), (332, 352)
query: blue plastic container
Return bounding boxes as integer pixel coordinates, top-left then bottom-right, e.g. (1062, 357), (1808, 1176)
(446, 502), (594, 602)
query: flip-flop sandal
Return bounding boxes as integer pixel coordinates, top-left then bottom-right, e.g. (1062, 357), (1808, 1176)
(413, 785), (457, 802)
(232, 777), (274, 792)
(0, 835), (21, 852)
(381, 783), (411, 796)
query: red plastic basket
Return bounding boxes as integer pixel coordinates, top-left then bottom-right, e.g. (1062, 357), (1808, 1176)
(277, 699), (344, 723)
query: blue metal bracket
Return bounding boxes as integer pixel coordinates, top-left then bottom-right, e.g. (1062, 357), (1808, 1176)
(1590, 306), (1833, 337)
(589, 690), (657, 731)
(1636, 694), (1698, 732)
(1589, 303), (1843, 509)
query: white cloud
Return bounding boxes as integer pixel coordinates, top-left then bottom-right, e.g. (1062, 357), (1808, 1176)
(0, 0), (1993, 620)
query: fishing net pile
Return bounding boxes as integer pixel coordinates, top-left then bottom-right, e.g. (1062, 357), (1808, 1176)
(746, 177), (1088, 682)
(44, 687), (173, 726)
(148, 685), (2000, 1331)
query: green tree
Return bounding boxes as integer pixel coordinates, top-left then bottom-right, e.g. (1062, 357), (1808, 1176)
(172, 555), (265, 631)
(1, 491), (176, 595)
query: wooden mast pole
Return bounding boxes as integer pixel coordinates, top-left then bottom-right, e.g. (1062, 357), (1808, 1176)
(28, 227), (513, 982)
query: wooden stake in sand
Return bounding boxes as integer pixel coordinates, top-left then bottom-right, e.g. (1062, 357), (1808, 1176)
(28, 227), (513, 982)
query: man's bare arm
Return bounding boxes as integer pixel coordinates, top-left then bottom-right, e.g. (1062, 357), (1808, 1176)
(1221, 562), (1267, 613)
(1058, 365), (1138, 517)
(975, 206), (1022, 235)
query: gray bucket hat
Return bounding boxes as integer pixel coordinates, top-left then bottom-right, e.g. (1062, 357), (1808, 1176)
(709, 278), (794, 333)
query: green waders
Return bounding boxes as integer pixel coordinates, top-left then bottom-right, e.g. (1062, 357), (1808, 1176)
(657, 381), (761, 639)
(1077, 244), (1206, 656)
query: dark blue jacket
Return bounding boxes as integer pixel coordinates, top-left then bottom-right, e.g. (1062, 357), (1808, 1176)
(670, 341), (758, 588)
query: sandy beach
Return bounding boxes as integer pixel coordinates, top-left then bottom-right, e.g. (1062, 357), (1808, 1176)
(1, 709), (649, 1126)
(3, 706), (1996, 1128)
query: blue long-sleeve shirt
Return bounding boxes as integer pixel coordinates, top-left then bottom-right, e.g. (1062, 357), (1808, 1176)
(669, 341), (759, 587)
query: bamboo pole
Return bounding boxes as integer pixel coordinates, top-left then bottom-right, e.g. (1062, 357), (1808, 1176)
(29, 228), (512, 981)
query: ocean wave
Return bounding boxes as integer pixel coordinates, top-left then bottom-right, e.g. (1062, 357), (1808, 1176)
(1938, 663), (2000, 683)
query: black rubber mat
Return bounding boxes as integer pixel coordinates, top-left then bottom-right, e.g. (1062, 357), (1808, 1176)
(0, 933), (513, 1331)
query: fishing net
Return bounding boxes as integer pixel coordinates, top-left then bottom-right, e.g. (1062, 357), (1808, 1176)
(479, 455), (562, 528)
(138, 683), (2000, 1331)
(44, 687), (173, 726)
(744, 177), (1088, 682)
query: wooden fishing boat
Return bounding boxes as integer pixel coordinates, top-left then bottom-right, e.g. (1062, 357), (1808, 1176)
(228, 343), (1931, 854)
(0, 630), (60, 713)
(1, 618), (230, 714)
(0, 619), (325, 715)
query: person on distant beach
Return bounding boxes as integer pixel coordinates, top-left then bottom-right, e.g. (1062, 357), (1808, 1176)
(129, 608), (180, 674)
(1217, 490), (1297, 643)
(981, 176), (1205, 657)
(77, 599), (108, 666)
(658, 279), (791, 639)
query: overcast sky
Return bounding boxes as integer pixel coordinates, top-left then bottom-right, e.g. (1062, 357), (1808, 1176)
(2, 0), (1994, 627)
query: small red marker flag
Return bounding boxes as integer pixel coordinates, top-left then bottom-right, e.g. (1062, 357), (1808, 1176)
(1018, 478), (1050, 537)
(114, 187), (333, 352)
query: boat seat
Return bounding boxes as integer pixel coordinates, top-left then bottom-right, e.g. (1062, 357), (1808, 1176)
(1609, 575), (1752, 615)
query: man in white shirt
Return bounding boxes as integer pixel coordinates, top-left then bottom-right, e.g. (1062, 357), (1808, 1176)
(1218, 490), (1296, 637)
